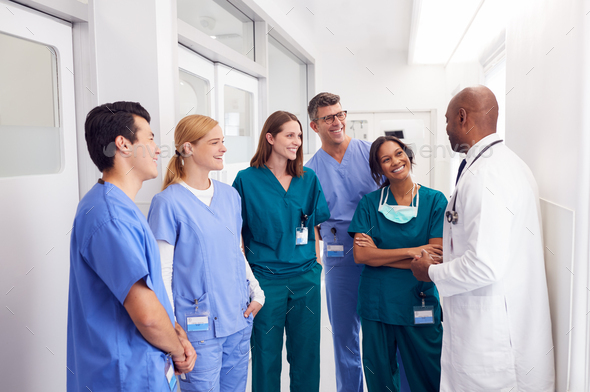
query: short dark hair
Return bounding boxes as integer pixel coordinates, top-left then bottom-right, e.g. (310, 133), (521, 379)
(369, 136), (415, 188)
(250, 111), (304, 177)
(85, 101), (151, 172)
(308, 92), (341, 121)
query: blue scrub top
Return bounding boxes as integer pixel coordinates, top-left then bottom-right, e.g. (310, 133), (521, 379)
(233, 166), (330, 279)
(67, 180), (175, 392)
(148, 181), (251, 340)
(305, 138), (378, 267)
(348, 185), (447, 326)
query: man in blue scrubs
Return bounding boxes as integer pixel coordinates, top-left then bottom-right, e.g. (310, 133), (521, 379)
(305, 93), (410, 392)
(67, 102), (196, 391)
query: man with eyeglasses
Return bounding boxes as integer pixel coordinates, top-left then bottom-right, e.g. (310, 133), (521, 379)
(305, 93), (410, 392)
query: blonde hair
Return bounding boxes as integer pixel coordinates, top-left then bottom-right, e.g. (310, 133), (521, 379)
(162, 115), (219, 191)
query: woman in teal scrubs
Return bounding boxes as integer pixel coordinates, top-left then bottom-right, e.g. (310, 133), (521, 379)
(348, 136), (447, 392)
(232, 111), (330, 392)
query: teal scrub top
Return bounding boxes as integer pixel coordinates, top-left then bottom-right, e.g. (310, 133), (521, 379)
(233, 166), (330, 279)
(348, 185), (447, 326)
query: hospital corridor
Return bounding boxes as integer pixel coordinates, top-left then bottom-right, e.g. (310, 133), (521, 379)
(1, 0), (590, 391)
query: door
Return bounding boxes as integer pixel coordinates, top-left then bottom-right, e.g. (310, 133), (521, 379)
(177, 47), (259, 185)
(215, 63), (259, 185)
(0, 1), (78, 391)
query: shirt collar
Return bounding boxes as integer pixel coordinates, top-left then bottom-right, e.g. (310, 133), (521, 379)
(465, 133), (501, 166)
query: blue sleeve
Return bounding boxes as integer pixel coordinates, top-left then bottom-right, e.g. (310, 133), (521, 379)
(82, 220), (150, 305)
(147, 193), (177, 245)
(429, 191), (448, 239)
(348, 196), (371, 237)
(312, 175), (330, 225)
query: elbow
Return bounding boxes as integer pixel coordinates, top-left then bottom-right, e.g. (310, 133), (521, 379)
(135, 313), (160, 330)
(353, 249), (369, 265)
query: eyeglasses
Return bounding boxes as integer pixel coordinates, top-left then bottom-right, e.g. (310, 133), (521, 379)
(313, 111), (347, 125)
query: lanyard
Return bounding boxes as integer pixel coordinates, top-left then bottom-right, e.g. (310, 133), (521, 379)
(446, 140), (503, 224)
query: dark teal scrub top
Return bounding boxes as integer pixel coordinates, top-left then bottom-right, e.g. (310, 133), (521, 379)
(348, 185), (447, 326)
(233, 166), (330, 279)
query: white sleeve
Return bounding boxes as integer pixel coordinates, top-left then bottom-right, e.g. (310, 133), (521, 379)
(157, 240), (176, 318)
(244, 253), (265, 306)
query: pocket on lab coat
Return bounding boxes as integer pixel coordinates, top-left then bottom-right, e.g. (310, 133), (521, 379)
(449, 295), (515, 375)
(146, 351), (171, 391)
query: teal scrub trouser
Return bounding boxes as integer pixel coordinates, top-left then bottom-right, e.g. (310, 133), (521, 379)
(251, 263), (322, 392)
(361, 317), (442, 392)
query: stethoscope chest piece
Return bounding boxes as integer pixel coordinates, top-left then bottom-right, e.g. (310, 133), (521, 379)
(446, 210), (458, 224)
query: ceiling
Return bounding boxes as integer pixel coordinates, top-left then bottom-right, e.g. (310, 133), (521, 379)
(266, 0), (413, 54)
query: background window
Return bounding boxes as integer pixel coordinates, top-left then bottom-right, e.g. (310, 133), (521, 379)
(179, 69), (211, 118)
(268, 35), (309, 153)
(178, 0), (254, 61)
(0, 32), (60, 177)
(223, 85), (253, 164)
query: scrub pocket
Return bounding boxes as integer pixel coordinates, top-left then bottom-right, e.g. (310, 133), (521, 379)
(238, 323), (254, 355)
(449, 295), (515, 376)
(176, 292), (214, 341)
(146, 351), (172, 392)
(180, 338), (222, 390)
(357, 275), (381, 320)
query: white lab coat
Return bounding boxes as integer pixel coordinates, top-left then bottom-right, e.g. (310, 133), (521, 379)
(429, 134), (555, 392)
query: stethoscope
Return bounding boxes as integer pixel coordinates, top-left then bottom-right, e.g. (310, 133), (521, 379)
(446, 140), (503, 224)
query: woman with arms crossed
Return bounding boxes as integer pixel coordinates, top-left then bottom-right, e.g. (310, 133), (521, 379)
(148, 115), (264, 391)
(349, 136), (446, 392)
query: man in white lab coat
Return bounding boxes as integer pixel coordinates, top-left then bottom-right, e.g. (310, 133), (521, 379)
(411, 86), (555, 391)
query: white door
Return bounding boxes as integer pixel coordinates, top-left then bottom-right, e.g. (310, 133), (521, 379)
(215, 64), (259, 185)
(0, 1), (78, 391)
(177, 47), (259, 185)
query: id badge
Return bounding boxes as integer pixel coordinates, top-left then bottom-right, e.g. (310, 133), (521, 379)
(165, 356), (178, 391)
(187, 313), (209, 332)
(296, 227), (308, 245)
(413, 306), (434, 324)
(327, 244), (344, 257)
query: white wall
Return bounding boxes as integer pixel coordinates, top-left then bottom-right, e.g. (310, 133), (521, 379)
(317, 47), (452, 195)
(506, 0), (590, 390)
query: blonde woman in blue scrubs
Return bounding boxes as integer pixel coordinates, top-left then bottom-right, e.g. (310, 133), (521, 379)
(348, 136), (446, 392)
(148, 115), (265, 391)
(232, 111), (330, 392)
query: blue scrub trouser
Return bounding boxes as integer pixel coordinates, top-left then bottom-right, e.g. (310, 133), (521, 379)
(325, 265), (410, 392)
(179, 324), (252, 392)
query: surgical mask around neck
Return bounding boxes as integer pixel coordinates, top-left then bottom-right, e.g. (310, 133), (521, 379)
(378, 184), (419, 224)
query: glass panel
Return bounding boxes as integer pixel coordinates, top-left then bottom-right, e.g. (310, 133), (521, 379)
(0, 32), (60, 177)
(178, 0), (254, 61)
(179, 69), (211, 119)
(224, 85), (253, 163)
(268, 36), (309, 153)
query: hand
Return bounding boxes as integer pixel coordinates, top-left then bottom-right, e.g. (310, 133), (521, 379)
(173, 336), (196, 375)
(410, 249), (441, 282)
(354, 233), (377, 248)
(409, 244), (442, 259)
(244, 301), (263, 319)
